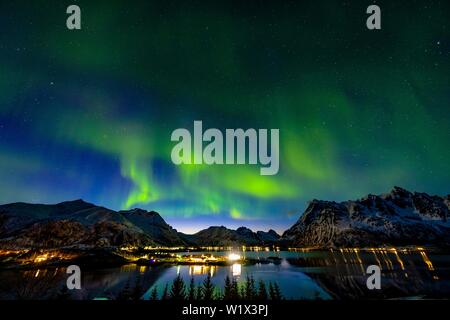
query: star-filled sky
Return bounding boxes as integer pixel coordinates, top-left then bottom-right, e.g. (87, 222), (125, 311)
(0, 1), (449, 234)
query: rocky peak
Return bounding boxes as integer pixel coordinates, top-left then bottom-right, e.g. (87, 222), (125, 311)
(256, 229), (280, 242)
(412, 192), (448, 221)
(122, 208), (160, 217)
(282, 187), (450, 248)
(236, 226), (254, 235)
(388, 186), (413, 199)
(56, 199), (95, 210)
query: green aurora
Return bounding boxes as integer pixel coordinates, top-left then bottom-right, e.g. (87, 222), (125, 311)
(0, 0), (449, 233)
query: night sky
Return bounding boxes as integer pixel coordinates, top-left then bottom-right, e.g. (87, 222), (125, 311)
(0, 1), (449, 233)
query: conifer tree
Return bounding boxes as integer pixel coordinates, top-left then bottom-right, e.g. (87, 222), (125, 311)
(202, 274), (215, 300)
(149, 287), (158, 300)
(170, 274), (186, 300)
(272, 282), (283, 300)
(188, 277), (196, 301)
(268, 282), (275, 300)
(269, 282), (283, 300)
(223, 275), (232, 300)
(244, 276), (257, 299)
(231, 277), (240, 300)
(257, 280), (268, 300)
(250, 276), (257, 299)
(161, 283), (169, 300)
(196, 284), (203, 300)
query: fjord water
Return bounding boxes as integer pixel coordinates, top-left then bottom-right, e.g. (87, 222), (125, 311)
(141, 252), (332, 300)
(0, 249), (449, 300)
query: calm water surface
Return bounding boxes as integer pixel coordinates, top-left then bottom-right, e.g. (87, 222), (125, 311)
(1, 249), (449, 300)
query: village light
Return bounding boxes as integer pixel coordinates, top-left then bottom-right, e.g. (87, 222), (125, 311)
(227, 253), (241, 262)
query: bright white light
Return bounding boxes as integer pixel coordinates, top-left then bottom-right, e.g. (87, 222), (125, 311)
(232, 263), (242, 276)
(228, 253), (241, 261)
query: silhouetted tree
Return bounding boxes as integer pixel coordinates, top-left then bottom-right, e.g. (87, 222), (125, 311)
(195, 285), (203, 300)
(202, 274), (215, 300)
(223, 275), (232, 300)
(170, 274), (186, 300)
(231, 277), (240, 300)
(161, 283), (169, 300)
(244, 276), (257, 300)
(149, 287), (158, 300)
(188, 277), (196, 301)
(257, 280), (268, 300)
(269, 282), (283, 300)
(239, 283), (246, 299)
(273, 282), (283, 300)
(160, 275), (284, 302)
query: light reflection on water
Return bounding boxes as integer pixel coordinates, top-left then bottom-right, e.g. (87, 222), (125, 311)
(188, 265), (217, 276)
(0, 249), (449, 300)
(141, 261), (331, 300)
(232, 263), (241, 276)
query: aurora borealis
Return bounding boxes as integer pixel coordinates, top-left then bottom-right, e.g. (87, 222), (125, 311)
(0, 1), (449, 233)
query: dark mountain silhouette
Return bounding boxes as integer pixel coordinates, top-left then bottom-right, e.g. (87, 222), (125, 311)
(179, 226), (280, 246)
(282, 187), (450, 248)
(119, 208), (186, 246)
(0, 200), (279, 249)
(0, 200), (180, 248)
(1, 187), (449, 249)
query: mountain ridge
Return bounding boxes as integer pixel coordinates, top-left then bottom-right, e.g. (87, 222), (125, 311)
(1, 187), (449, 249)
(282, 186), (450, 248)
(0, 200), (280, 248)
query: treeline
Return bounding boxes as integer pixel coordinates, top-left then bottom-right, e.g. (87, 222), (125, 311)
(117, 274), (284, 300)
(148, 274), (283, 301)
